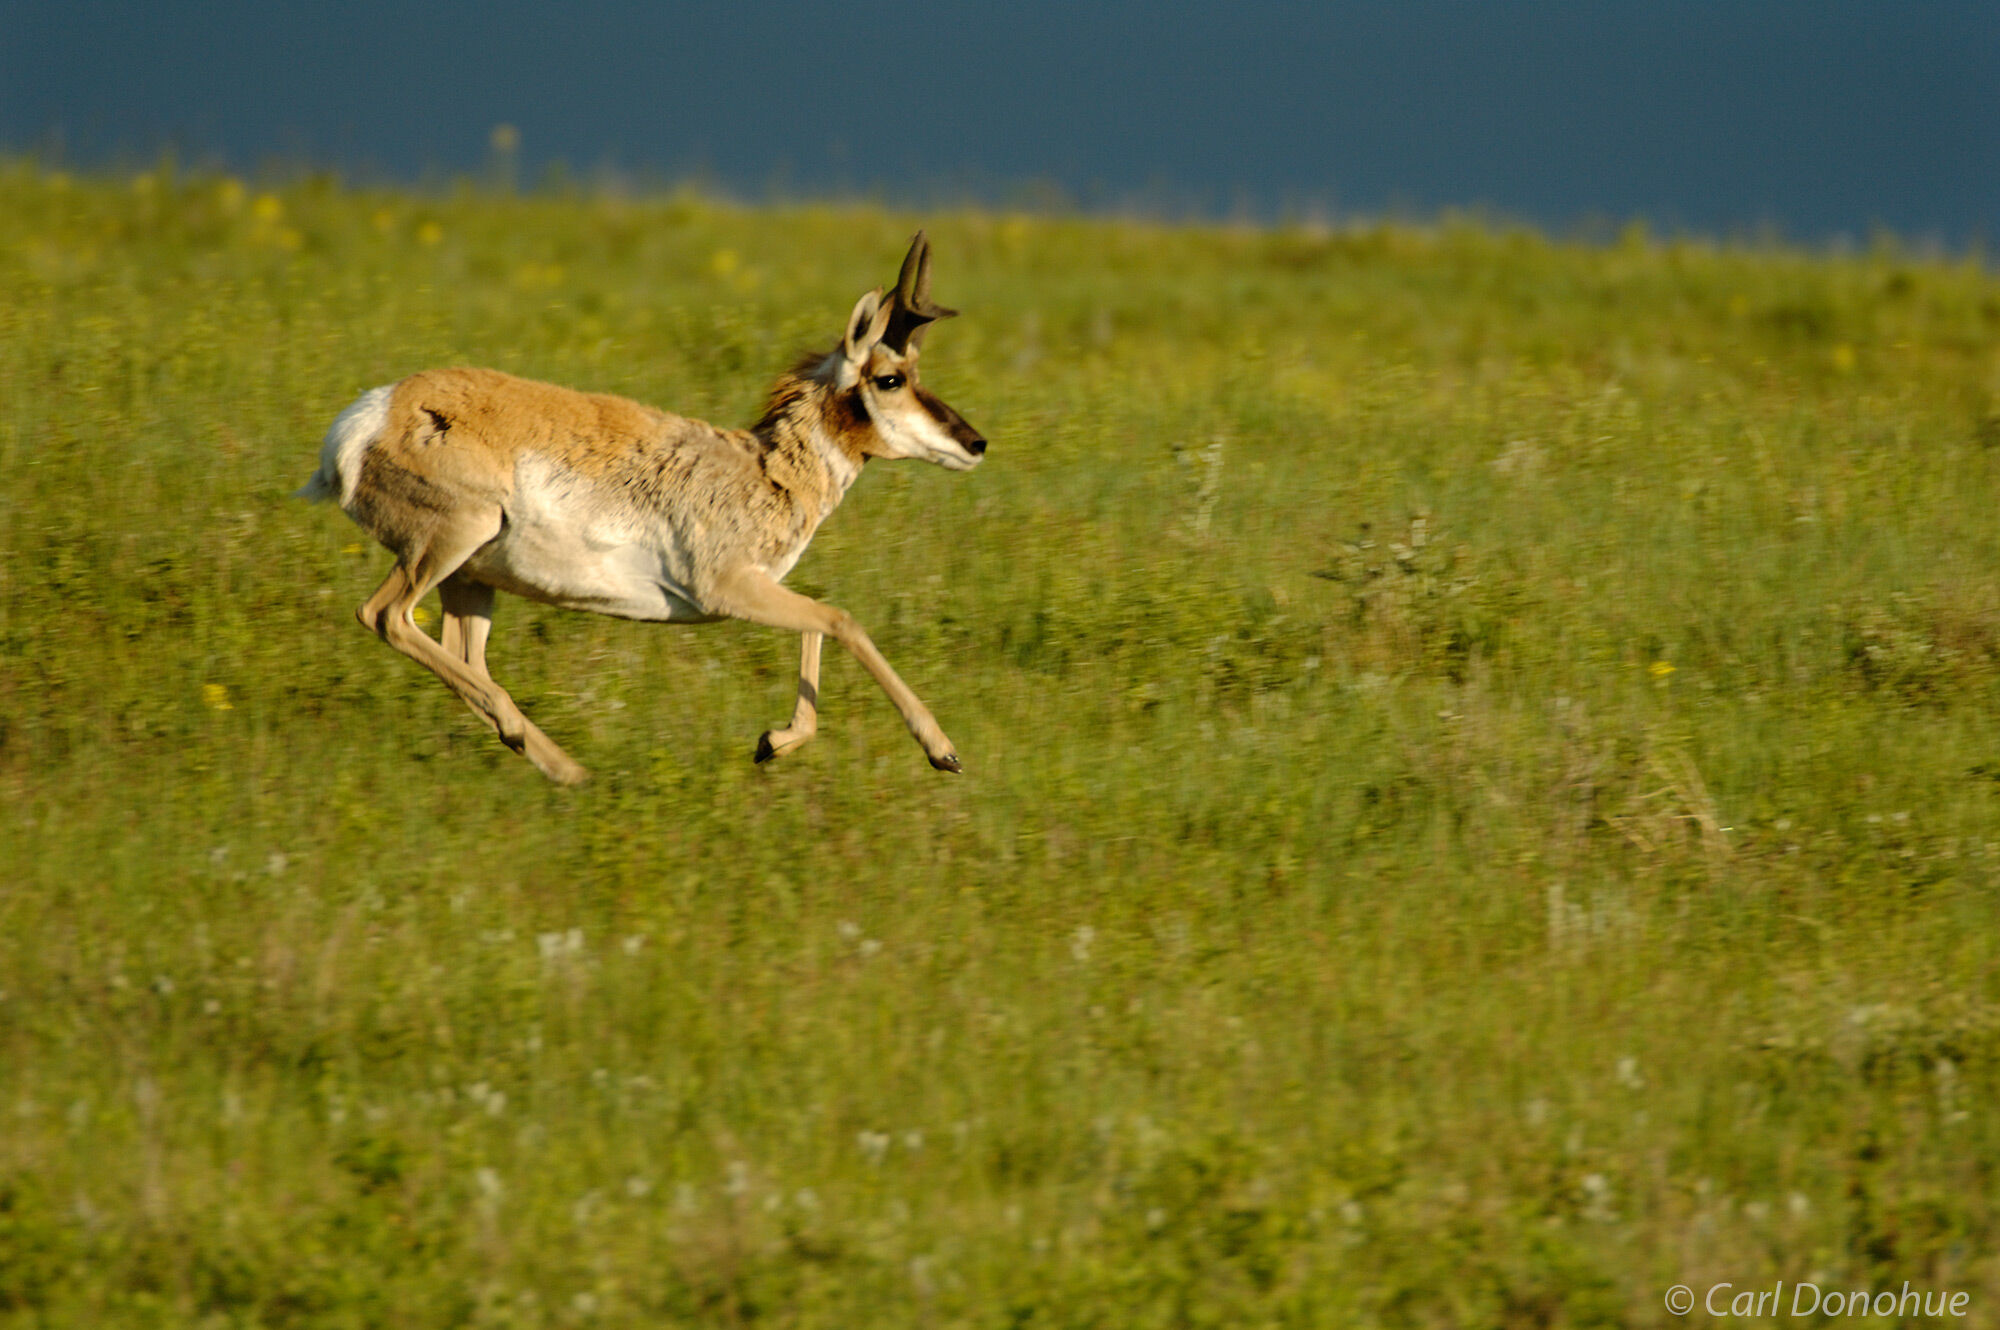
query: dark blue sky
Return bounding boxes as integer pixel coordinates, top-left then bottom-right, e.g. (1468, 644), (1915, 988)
(6, 1), (1996, 242)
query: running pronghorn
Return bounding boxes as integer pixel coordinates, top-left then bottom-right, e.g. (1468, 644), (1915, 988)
(297, 232), (985, 784)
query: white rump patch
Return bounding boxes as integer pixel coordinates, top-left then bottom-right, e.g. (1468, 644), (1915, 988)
(298, 383), (393, 506)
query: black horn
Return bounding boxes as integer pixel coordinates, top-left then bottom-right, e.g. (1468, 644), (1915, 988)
(882, 231), (957, 351)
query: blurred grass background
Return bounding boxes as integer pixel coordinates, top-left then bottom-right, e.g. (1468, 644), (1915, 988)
(2, 161), (2000, 1326)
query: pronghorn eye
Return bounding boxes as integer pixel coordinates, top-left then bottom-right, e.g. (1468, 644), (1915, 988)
(871, 374), (906, 392)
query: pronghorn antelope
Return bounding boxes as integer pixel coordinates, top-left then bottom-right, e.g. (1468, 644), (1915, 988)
(297, 232), (985, 784)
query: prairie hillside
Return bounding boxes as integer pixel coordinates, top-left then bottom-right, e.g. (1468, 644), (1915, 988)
(3, 164), (2000, 1326)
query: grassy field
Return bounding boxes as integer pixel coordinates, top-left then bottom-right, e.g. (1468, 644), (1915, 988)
(3, 161), (2000, 1327)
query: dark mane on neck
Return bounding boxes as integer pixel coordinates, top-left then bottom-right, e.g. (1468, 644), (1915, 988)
(788, 346), (840, 379)
(752, 348), (841, 437)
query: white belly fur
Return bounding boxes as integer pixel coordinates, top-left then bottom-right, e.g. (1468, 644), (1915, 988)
(461, 457), (719, 623)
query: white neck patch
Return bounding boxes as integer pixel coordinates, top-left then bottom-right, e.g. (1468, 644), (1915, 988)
(807, 417), (862, 498)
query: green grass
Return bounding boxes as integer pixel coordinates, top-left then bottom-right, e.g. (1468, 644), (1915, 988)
(4, 161), (2000, 1327)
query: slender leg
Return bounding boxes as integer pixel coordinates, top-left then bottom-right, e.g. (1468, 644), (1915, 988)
(358, 516), (589, 785)
(755, 630), (823, 763)
(437, 573), (494, 667)
(435, 573), (585, 783)
(714, 568), (959, 772)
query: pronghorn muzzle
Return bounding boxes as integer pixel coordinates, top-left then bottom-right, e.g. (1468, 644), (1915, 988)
(918, 386), (986, 459)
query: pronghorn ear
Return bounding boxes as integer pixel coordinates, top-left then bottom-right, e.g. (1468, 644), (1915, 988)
(843, 289), (892, 363)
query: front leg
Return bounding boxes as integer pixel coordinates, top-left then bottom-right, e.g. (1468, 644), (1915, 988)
(714, 568), (961, 773)
(755, 630), (822, 763)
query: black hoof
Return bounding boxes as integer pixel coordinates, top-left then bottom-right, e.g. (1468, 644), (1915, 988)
(754, 734), (778, 764)
(930, 752), (963, 774)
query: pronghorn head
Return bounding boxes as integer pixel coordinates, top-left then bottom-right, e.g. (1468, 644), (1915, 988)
(834, 232), (986, 472)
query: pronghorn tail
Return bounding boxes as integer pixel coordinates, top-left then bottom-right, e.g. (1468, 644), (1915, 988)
(296, 383), (394, 504)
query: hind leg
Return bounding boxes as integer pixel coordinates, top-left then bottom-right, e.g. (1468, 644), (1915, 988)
(358, 512), (588, 785)
(437, 573), (588, 784)
(438, 574), (479, 663)
(437, 572), (495, 669)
